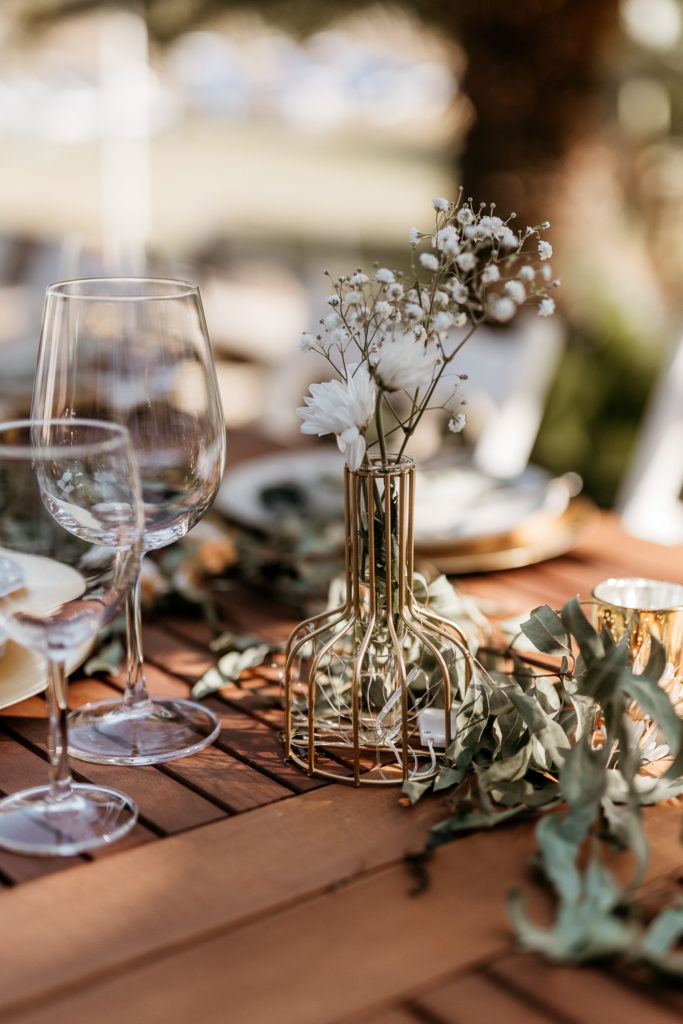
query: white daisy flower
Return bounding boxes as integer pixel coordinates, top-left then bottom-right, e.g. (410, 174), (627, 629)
(371, 334), (441, 392)
(297, 363), (377, 470)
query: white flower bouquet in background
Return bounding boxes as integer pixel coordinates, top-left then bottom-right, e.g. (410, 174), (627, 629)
(298, 193), (558, 468)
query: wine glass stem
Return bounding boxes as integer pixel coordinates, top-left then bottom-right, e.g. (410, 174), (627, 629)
(46, 659), (73, 801)
(124, 566), (152, 711)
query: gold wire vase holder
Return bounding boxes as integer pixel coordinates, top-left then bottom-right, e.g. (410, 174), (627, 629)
(284, 454), (473, 786)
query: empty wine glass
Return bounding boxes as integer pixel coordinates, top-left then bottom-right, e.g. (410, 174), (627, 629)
(33, 278), (226, 765)
(0, 419), (142, 855)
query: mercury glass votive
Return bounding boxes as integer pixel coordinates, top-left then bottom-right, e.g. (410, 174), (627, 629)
(592, 577), (683, 677)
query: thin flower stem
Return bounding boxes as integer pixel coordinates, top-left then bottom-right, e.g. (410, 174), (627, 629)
(375, 394), (388, 467)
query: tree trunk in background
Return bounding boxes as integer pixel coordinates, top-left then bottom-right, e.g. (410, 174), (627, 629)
(434, 0), (622, 225)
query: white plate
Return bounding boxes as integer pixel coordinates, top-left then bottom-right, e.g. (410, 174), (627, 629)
(0, 638), (94, 712)
(216, 449), (571, 546)
(0, 550), (93, 711)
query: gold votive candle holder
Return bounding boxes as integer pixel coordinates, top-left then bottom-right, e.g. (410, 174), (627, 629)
(592, 577), (683, 677)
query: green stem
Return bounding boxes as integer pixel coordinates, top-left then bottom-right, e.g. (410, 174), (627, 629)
(375, 394), (388, 467)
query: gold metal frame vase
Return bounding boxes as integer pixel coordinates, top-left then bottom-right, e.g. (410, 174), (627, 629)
(284, 454), (473, 786)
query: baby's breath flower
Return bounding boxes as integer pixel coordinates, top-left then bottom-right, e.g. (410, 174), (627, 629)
(448, 281), (468, 304)
(456, 252), (476, 273)
(504, 280), (527, 304)
(481, 264), (500, 285)
(498, 226), (518, 248)
(419, 252), (440, 272)
(431, 311), (454, 332)
(404, 303), (425, 322)
(299, 194), (556, 467)
(538, 240), (553, 261)
(448, 413), (467, 433)
(488, 295), (517, 323)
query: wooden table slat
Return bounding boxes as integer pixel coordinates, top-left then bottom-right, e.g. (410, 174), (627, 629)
(489, 954), (683, 1024)
(411, 969), (570, 1024)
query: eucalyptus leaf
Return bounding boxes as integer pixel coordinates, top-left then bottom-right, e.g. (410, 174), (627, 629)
(536, 813), (582, 904)
(520, 604), (570, 656)
(639, 903), (683, 958)
(477, 741), (533, 788)
(428, 804), (524, 847)
(192, 643), (271, 699)
(402, 777), (433, 805)
(601, 797), (649, 886)
(560, 596), (604, 664)
(619, 665), (682, 756)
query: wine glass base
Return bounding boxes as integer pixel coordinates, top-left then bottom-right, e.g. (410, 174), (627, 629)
(0, 784), (137, 856)
(68, 698), (221, 765)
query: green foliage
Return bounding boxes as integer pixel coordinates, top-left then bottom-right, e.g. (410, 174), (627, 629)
(405, 598), (683, 977)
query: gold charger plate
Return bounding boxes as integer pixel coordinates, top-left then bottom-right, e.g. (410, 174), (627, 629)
(415, 497), (598, 574)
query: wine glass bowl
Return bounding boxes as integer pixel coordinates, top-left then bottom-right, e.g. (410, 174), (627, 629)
(33, 278), (226, 765)
(0, 419), (143, 856)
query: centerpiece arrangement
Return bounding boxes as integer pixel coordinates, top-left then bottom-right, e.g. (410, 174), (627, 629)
(284, 193), (558, 784)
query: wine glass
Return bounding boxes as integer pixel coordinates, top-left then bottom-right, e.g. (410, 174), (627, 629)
(0, 419), (142, 855)
(33, 278), (226, 765)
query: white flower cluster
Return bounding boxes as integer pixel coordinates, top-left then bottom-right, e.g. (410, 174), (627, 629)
(298, 193), (558, 468)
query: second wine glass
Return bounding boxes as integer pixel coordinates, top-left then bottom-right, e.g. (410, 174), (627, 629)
(33, 278), (226, 765)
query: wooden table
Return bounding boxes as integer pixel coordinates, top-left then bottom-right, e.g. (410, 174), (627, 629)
(0, 504), (681, 1022)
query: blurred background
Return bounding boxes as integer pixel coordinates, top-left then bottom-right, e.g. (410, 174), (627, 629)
(1, 0), (682, 536)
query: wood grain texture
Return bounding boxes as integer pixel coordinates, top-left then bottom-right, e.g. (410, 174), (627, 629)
(0, 784), (450, 1018)
(411, 970), (566, 1024)
(6, 802), (682, 1024)
(488, 954), (683, 1024)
